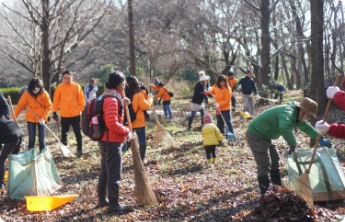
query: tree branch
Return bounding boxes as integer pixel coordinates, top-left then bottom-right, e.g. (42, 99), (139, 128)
(269, 0), (280, 13)
(241, 0), (260, 11)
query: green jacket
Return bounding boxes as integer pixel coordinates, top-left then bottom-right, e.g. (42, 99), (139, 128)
(247, 101), (318, 146)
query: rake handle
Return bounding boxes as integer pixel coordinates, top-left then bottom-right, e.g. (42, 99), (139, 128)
(7, 95), (17, 123)
(25, 106), (62, 143)
(305, 73), (342, 173)
(124, 100), (133, 132)
(216, 106), (232, 132)
(151, 101), (159, 124)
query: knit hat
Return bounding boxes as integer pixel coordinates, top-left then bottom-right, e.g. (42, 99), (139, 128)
(203, 113), (213, 124)
(227, 71), (234, 76)
(296, 97), (318, 118)
(199, 71), (208, 82)
(153, 78), (160, 85)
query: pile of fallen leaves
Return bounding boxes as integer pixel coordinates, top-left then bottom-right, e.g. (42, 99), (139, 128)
(248, 185), (315, 221)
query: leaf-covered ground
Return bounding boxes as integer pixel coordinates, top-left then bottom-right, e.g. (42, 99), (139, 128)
(2, 90), (345, 221)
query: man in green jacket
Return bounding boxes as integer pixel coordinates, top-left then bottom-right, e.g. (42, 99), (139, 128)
(246, 97), (332, 195)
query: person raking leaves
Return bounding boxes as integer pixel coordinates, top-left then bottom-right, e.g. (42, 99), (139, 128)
(245, 97), (332, 195)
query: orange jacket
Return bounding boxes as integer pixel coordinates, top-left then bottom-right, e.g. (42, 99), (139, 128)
(53, 82), (85, 117)
(151, 85), (171, 101)
(14, 90), (52, 122)
(227, 77), (238, 92)
(211, 85), (232, 111)
(131, 92), (153, 128)
(141, 89), (148, 99)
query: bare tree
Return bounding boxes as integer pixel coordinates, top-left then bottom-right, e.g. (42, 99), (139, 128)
(309, 0), (325, 116)
(0, 0), (113, 94)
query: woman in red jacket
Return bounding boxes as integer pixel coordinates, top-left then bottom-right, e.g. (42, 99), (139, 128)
(96, 72), (132, 213)
(315, 86), (345, 138)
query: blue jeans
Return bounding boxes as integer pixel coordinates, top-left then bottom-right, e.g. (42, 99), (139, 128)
(134, 127), (146, 146)
(27, 122), (46, 151)
(216, 110), (234, 134)
(163, 104), (172, 119)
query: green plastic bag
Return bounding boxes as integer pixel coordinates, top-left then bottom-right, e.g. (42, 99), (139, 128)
(285, 147), (345, 201)
(7, 148), (62, 200)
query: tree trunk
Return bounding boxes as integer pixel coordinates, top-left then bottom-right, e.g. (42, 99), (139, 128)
(41, 0), (51, 95)
(259, 0), (271, 92)
(281, 55), (292, 89)
(288, 0), (309, 87)
(128, 0), (136, 76)
(309, 0), (325, 117)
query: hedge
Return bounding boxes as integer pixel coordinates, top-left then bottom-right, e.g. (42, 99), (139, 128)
(0, 87), (22, 105)
(0, 84), (105, 105)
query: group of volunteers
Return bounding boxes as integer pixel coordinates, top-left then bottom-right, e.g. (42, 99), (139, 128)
(0, 69), (174, 212)
(189, 70), (260, 165)
(189, 69), (345, 197)
(1, 67), (345, 212)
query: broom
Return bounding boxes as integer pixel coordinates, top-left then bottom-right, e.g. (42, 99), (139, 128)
(26, 106), (75, 157)
(150, 102), (174, 147)
(124, 101), (157, 205)
(7, 95), (17, 123)
(292, 73), (342, 207)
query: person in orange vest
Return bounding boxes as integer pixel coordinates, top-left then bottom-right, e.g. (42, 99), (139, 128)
(52, 71), (85, 156)
(150, 78), (172, 119)
(125, 76), (153, 161)
(208, 75), (234, 134)
(226, 71), (238, 111)
(14, 78), (52, 152)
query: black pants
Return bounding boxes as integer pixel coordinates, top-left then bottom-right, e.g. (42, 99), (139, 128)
(97, 141), (124, 194)
(274, 92), (284, 103)
(61, 116), (82, 151)
(0, 137), (21, 185)
(231, 95), (236, 109)
(204, 145), (216, 160)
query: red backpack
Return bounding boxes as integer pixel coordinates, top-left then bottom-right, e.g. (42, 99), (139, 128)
(81, 91), (123, 141)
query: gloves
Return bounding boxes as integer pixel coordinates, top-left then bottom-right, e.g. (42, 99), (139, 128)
(127, 132), (133, 142)
(319, 137), (332, 148)
(255, 94), (261, 99)
(204, 91), (209, 96)
(234, 92), (238, 96)
(53, 112), (59, 122)
(289, 146), (296, 155)
(315, 120), (330, 134)
(208, 87), (213, 92)
(39, 118), (45, 125)
(215, 103), (220, 108)
(326, 86), (340, 99)
(148, 93), (153, 98)
(123, 97), (131, 105)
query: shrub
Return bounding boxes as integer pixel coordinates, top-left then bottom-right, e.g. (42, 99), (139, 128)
(0, 87), (22, 105)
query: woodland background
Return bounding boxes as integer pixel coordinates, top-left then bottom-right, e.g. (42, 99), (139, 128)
(0, 0), (343, 113)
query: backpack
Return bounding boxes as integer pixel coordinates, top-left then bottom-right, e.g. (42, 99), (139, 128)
(82, 92), (123, 141)
(123, 103), (137, 126)
(162, 87), (174, 97)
